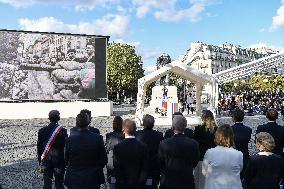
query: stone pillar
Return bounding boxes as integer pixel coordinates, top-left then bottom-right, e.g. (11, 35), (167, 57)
(196, 83), (202, 116)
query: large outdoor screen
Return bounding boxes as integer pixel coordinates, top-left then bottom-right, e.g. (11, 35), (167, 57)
(0, 30), (108, 101)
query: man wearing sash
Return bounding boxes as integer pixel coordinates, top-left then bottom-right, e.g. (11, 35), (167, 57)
(37, 110), (67, 189)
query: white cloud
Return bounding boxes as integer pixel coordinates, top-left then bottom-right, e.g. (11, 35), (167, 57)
(138, 48), (161, 61)
(258, 28), (266, 33)
(0, 0), (117, 10)
(132, 0), (219, 22)
(155, 3), (205, 22)
(19, 15), (130, 38)
(143, 65), (157, 74)
(136, 5), (150, 18)
(270, 2), (284, 31)
(113, 38), (141, 47)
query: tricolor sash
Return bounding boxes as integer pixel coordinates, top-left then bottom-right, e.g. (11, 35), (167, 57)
(41, 124), (63, 161)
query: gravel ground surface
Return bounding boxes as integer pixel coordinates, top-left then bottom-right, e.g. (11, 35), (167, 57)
(0, 112), (283, 189)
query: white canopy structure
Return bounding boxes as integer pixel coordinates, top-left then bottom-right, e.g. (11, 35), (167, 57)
(136, 60), (215, 120)
(213, 52), (284, 84)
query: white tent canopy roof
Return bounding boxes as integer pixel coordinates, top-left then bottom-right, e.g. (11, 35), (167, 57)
(141, 60), (212, 86)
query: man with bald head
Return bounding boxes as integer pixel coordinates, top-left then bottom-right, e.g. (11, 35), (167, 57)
(158, 115), (199, 189)
(113, 119), (148, 189)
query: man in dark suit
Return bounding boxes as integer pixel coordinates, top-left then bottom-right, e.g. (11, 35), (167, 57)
(164, 112), (193, 139)
(159, 115), (199, 189)
(70, 109), (100, 136)
(136, 114), (164, 189)
(231, 109), (252, 178)
(113, 119), (148, 189)
(256, 108), (284, 157)
(37, 110), (67, 189)
(64, 112), (107, 189)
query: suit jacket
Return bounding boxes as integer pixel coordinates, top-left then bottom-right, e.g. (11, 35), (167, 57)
(113, 137), (148, 189)
(194, 125), (217, 161)
(232, 123), (252, 168)
(244, 152), (284, 189)
(159, 133), (199, 189)
(164, 128), (194, 139)
(37, 123), (67, 167)
(70, 126), (100, 136)
(136, 128), (164, 179)
(256, 122), (284, 157)
(64, 129), (107, 189)
(202, 146), (243, 189)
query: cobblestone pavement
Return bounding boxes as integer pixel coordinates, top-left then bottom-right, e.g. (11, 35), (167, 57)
(0, 114), (283, 189)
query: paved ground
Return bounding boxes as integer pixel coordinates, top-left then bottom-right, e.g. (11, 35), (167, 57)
(0, 113), (283, 189)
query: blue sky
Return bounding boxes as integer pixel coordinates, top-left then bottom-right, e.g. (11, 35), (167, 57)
(0, 0), (283, 73)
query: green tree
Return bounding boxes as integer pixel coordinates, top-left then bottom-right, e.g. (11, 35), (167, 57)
(107, 42), (144, 101)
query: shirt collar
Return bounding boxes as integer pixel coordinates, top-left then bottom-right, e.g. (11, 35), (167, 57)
(235, 122), (242, 124)
(258, 152), (273, 156)
(268, 121), (276, 123)
(125, 136), (135, 139)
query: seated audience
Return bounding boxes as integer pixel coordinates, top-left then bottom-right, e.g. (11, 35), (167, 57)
(202, 124), (243, 189)
(70, 109), (100, 136)
(244, 132), (284, 189)
(136, 114), (164, 189)
(113, 119), (148, 189)
(159, 115), (199, 189)
(164, 112), (194, 139)
(37, 110), (67, 189)
(64, 112), (107, 189)
(105, 116), (124, 189)
(231, 109), (252, 178)
(256, 108), (284, 157)
(194, 110), (218, 189)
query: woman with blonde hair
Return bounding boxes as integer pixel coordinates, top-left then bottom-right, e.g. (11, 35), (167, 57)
(202, 124), (243, 189)
(244, 132), (284, 189)
(194, 110), (218, 189)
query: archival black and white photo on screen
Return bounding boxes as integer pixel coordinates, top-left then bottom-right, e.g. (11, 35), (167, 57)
(0, 30), (105, 100)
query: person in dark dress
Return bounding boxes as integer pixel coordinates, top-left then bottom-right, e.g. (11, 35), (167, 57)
(231, 109), (252, 178)
(113, 119), (148, 189)
(244, 132), (284, 189)
(105, 116), (124, 189)
(136, 114), (164, 189)
(37, 110), (67, 189)
(64, 112), (107, 189)
(256, 108), (284, 157)
(164, 112), (194, 139)
(193, 110), (218, 189)
(158, 115), (199, 189)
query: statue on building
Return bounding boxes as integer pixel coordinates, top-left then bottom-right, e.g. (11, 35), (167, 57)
(156, 53), (171, 86)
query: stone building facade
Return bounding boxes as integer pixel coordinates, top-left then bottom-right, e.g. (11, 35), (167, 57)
(181, 42), (277, 75)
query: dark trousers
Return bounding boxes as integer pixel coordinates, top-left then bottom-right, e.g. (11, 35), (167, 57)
(187, 104), (194, 114)
(43, 166), (65, 189)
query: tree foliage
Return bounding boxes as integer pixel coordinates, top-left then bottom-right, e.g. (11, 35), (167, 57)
(107, 42), (144, 100)
(221, 74), (284, 93)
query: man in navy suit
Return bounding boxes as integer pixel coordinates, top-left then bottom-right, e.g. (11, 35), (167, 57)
(159, 115), (199, 189)
(136, 114), (164, 189)
(64, 112), (107, 189)
(231, 109), (252, 178)
(256, 108), (284, 157)
(113, 119), (148, 189)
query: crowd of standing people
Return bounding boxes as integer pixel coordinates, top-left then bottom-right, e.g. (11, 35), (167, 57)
(33, 108), (284, 189)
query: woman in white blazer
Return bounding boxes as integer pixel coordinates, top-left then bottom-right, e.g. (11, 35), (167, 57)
(202, 124), (243, 189)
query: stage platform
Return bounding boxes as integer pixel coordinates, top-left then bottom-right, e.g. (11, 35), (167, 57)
(153, 114), (202, 127)
(0, 101), (113, 119)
